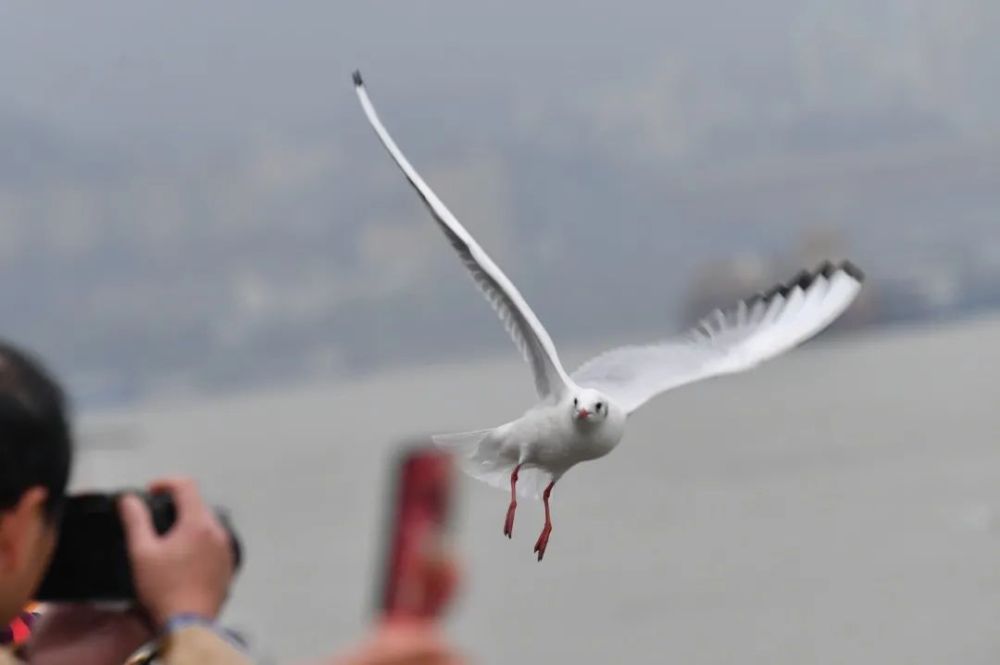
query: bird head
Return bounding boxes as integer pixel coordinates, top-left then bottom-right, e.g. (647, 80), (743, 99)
(571, 389), (610, 425)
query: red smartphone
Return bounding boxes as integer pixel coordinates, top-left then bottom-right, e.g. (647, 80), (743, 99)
(377, 443), (454, 620)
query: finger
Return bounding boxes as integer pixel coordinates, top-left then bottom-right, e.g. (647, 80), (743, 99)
(118, 494), (157, 552)
(416, 554), (460, 619)
(148, 477), (205, 519)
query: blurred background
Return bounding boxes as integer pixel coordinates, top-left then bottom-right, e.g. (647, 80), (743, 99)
(4, 1), (1000, 663)
(2, 0), (999, 407)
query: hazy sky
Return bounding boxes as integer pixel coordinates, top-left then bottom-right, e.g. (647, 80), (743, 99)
(1, 1), (996, 140)
(0, 0), (998, 406)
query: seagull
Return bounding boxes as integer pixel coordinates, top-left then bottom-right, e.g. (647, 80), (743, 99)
(353, 70), (865, 561)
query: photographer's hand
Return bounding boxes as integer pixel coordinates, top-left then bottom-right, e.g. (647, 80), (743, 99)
(329, 621), (465, 665)
(118, 477), (235, 628)
(319, 548), (465, 665)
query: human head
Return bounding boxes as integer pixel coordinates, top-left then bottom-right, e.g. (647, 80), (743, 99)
(0, 342), (72, 624)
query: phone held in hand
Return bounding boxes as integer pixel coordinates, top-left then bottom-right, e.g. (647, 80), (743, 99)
(377, 443), (455, 620)
(34, 491), (242, 603)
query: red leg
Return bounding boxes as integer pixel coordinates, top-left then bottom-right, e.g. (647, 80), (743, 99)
(503, 464), (522, 538)
(533, 481), (555, 561)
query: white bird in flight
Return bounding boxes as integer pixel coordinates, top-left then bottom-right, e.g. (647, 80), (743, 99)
(353, 71), (865, 561)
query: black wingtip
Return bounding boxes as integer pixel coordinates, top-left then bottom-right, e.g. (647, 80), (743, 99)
(790, 269), (813, 291)
(816, 260), (836, 278)
(839, 260), (865, 283)
(752, 259), (865, 306)
(352, 70), (364, 87)
(763, 282), (789, 300)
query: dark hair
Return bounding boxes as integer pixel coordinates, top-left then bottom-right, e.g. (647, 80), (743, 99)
(0, 342), (72, 521)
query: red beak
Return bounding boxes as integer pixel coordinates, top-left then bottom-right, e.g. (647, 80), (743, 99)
(577, 409), (590, 420)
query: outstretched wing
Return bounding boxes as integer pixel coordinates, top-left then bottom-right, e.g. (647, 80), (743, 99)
(353, 71), (571, 399)
(572, 261), (864, 413)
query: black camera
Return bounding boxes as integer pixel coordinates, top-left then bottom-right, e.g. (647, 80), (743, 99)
(34, 491), (242, 603)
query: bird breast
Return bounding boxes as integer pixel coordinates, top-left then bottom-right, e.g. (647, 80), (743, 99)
(574, 411), (626, 462)
(515, 403), (626, 468)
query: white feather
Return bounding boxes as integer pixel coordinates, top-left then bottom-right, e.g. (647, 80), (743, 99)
(353, 72), (571, 401)
(433, 428), (554, 499)
(353, 72), (866, 519)
(572, 263), (864, 414)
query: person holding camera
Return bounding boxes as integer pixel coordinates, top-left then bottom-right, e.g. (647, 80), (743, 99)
(0, 341), (465, 664)
(0, 343), (250, 665)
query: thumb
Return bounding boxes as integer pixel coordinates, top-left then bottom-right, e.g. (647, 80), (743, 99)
(118, 494), (156, 553)
(416, 554), (459, 619)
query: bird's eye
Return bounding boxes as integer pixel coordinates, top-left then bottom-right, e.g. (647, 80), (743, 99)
(596, 402), (603, 411)
(573, 398), (578, 407)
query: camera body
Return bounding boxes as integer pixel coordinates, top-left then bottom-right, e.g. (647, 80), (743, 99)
(34, 491), (242, 603)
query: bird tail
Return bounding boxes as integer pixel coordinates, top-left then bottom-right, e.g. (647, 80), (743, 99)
(433, 428), (549, 499)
